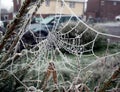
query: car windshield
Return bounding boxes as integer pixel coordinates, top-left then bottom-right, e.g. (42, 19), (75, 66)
(41, 16), (54, 24)
(35, 18), (43, 22)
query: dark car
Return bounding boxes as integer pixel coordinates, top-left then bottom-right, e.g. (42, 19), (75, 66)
(27, 15), (82, 31)
(31, 17), (43, 24)
(43, 15), (81, 30)
(17, 15), (82, 52)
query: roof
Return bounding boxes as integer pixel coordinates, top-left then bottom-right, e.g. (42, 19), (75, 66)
(107, 0), (120, 1)
(59, 0), (86, 2)
(65, 0), (85, 2)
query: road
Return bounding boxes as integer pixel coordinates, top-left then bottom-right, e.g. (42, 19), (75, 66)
(95, 22), (120, 42)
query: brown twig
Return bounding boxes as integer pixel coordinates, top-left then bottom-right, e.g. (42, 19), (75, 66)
(98, 66), (120, 92)
(0, 0), (31, 52)
(0, 0), (44, 64)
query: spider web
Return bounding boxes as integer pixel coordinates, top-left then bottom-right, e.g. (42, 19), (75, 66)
(1, 0), (120, 91)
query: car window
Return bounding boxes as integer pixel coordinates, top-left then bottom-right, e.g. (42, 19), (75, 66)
(71, 17), (77, 21)
(41, 15), (81, 25)
(58, 17), (65, 23)
(50, 16), (64, 24)
(57, 16), (71, 23)
(41, 16), (54, 24)
(64, 17), (71, 22)
(35, 18), (43, 23)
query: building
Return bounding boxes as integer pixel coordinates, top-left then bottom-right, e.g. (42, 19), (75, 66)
(1, 9), (13, 21)
(0, 9), (13, 27)
(13, 0), (86, 18)
(85, 0), (100, 19)
(86, 0), (120, 21)
(13, 0), (21, 17)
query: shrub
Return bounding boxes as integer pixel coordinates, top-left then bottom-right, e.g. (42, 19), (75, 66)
(58, 22), (107, 52)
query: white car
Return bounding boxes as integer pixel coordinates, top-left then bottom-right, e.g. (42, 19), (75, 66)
(115, 15), (120, 21)
(0, 21), (4, 27)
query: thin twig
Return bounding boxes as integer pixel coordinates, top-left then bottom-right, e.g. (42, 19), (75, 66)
(98, 66), (120, 92)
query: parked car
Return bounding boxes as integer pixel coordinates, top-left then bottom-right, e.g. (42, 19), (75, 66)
(31, 17), (43, 24)
(27, 15), (82, 31)
(41, 15), (81, 29)
(17, 15), (82, 52)
(115, 15), (120, 21)
(0, 20), (4, 27)
(35, 17), (43, 23)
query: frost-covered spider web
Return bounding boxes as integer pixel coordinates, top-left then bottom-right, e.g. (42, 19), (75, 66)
(1, 0), (120, 91)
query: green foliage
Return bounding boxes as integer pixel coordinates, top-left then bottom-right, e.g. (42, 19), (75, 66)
(59, 22), (108, 53)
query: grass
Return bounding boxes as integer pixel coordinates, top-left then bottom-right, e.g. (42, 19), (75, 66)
(54, 44), (120, 91)
(0, 42), (120, 92)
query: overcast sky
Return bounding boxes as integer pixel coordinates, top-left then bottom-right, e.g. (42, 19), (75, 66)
(0, 0), (13, 10)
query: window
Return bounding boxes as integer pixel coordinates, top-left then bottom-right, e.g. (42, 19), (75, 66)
(61, 1), (64, 7)
(4, 15), (8, 20)
(69, 2), (75, 8)
(71, 17), (77, 21)
(63, 17), (70, 23)
(101, 1), (104, 6)
(2, 15), (9, 21)
(45, 0), (50, 7)
(113, 2), (117, 6)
